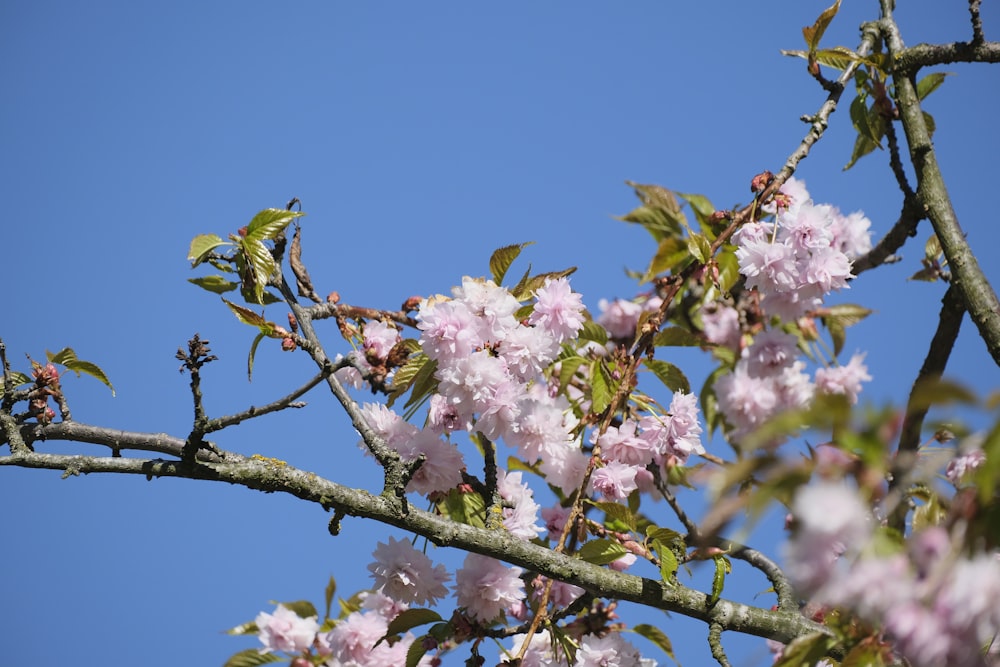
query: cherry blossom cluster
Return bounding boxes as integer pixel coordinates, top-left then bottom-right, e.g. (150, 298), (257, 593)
(255, 591), (429, 667)
(589, 392), (704, 501)
(784, 481), (1000, 667)
(714, 179), (874, 440)
(253, 537), (654, 666)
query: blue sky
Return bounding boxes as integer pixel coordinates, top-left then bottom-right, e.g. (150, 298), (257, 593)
(2, 2), (999, 666)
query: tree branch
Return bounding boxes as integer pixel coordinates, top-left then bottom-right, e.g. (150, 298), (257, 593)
(879, 6), (1000, 367)
(0, 447), (830, 646)
(887, 282), (965, 532)
(893, 39), (1000, 72)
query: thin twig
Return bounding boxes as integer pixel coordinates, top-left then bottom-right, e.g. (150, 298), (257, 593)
(969, 0), (985, 45)
(203, 371), (327, 433)
(709, 622), (733, 667)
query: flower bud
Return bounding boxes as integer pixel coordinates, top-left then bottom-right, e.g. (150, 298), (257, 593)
(281, 337), (297, 352)
(402, 295), (422, 312)
(327, 291), (340, 304)
(750, 170), (774, 193)
(287, 313), (298, 333)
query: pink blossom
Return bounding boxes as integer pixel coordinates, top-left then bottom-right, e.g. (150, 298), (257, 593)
(452, 277), (520, 342)
(255, 604), (320, 654)
(783, 481), (872, 595)
(325, 608), (406, 666)
(662, 391), (705, 462)
(417, 298), (481, 363)
(574, 633), (646, 667)
(831, 209), (873, 259)
(538, 441), (590, 492)
(596, 419), (656, 466)
(609, 552), (637, 572)
(589, 460), (640, 500)
(474, 380), (523, 442)
(541, 505), (573, 541)
(362, 320), (400, 359)
(454, 554), (526, 623)
(700, 303), (742, 349)
(497, 469), (543, 540)
(398, 429), (466, 496)
(426, 393), (468, 434)
(945, 447), (986, 486)
(715, 363), (779, 438)
(814, 353), (871, 404)
(498, 324), (558, 382)
(529, 277), (586, 343)
(736, 238), (800, 295)
(435, 349), (512, 418)
(745, 329), (800, 376)
(367, 536), (450, 605)
(506, 393), (575, 462)
(597, 298), (644, 339)
(508, 630), (563, 667)
(531, 575), (584, 608)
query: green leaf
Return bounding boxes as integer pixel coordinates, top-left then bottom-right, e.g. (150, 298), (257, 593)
(247, 332), (266, 382)
(644, 359), (690, 394)
(811, 45), (859, 70)
(0, 370), (32, 395)
(708, 555), (732, 606)
(489, 242), (533, 285)
(925, 234), (942, 259)
(188, 275), (239, 294)
(844, 129), (881, 170)
(222, 648), (283, 667)
(222, 299), (277, 336)
(511, 267), (577, 301)
(402, 355), (439, 410)
(576, 538), (629, 565)
(238, 237), (277, 305)
(224, 620), (260, 636)
(907, 377), (977, 412)
(589, 361), (613, 415)
(617, 181), (688, 242)
(406, 637), (430, 667)
(645, 526), (684, 543)
(245, 208), (304, 242)
(188, 234), (230, 267)
(386, 608), (443, 636)
(653, 327), (700, 348)
(632, 624), (677, 664)
(678, 192), (716, 236)
(46, 348), (115, 395)
(324, 575), (336, 621)
(280, 600), (318, 619)
(923, 110), (936, 138)
(716, 248), (740, 294)
(819, 303), (873, 356)
(558, 354), (586, 392)
(913, 493), (946, 531)
(388, 352), (431, 407)
(643, 236), (690, 282)
(802, 0), (841, 52)
(773, 631), (837, 667)
(588, 499), (638, 532)
(437, 488), (486, 528)
(916, 72), (951, 100)
(652, 540), (678, 584)
(686, 233), (712, 265)
(578, 320), (609, 346)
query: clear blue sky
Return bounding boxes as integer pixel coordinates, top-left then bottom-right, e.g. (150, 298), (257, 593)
(2, 2), (998, 666)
